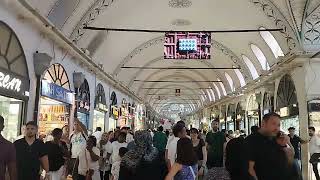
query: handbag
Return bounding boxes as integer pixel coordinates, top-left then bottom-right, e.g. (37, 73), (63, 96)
(85, 150), (94, 180)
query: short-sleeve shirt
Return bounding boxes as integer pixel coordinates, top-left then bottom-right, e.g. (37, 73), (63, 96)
(0, 136), (16, 180)
(205, 131), (225, 159)
(309, 135), (320, 155)
(108, 141), (127, 164)
(14, 138), (47, 180)
(111, 161), (121, 180)
(78, 147), (100, 176)
(153, 131), (168, 152)
(289, 135), (302, 159)
(246, 132), (290, 180)
(166, 137), (179, 166)
(193, 139), (205, 160)
(45, 141), (68, 171)
(70, 132), (87, 158)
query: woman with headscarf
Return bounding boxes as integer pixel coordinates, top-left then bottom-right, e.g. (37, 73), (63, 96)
(118, 130), (167, 180)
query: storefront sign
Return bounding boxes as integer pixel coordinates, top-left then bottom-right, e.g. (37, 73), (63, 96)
(0, 71), (22, 92)
(41, 80), (74, 104)
(97, 103), (108, 112)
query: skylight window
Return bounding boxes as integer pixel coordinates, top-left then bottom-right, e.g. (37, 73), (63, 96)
(259, 27), (284, 58)
(251, 44), (270, 70)
(234, 69), (246, 87)
(242, 55), (259, 80)
(225, 72), (235, 92)
(217, 78), (227, 95)
(212, 82), (221, 99)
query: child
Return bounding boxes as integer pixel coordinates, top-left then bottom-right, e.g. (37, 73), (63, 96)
(111, 147), (128, 180)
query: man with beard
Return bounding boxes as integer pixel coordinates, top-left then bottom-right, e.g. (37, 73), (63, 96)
(14, 121), (49, 180)
(309, 126), (320, 180)
(247, 112), (291, 180)
(205, 119), (226, 168)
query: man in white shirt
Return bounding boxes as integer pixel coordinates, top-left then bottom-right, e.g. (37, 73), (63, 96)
(92, 127), (103, 144)
(121, 126), (134, 143)
(309, 126), (320, 180)
(78, 136), (100, 180)
(165, 123), (187, 169)
(108, 132), (128, 164)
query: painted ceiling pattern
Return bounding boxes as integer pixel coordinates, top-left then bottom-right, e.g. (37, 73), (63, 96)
(26, 0), (320, 119)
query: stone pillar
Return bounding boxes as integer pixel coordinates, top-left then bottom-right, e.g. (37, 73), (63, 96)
(291, 66), (309, 180)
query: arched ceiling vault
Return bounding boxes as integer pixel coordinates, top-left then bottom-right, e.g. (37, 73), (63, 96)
(27, 0), (305, 118)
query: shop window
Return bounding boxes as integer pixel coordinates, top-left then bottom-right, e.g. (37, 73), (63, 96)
(250, 44), (270, 70)
(234, 69), (246, 87)
(43, 63), (70, 90)
(259, 27), (284, 58)
(225, 72), (235, 92)
(212, 82), (221, 99)
(242, 55), (259, 80)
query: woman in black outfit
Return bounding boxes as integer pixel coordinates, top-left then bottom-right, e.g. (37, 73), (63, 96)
(190, 128), (207, 180)
(118, 130), (167, 180)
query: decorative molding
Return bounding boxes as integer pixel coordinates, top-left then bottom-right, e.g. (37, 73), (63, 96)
(168, 0), (192, 8)
(251, 0), (299, 52)
(69, 0), (116, 42)
(302, 4), (320, 50)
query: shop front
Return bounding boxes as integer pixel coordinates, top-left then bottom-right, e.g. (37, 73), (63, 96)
(128, 103), (135, 129)
(134, 104), (144, 130)
(0, 21), (30, 142)
(226, 104), (235, 131)
(308, 99), (320, 135)
(263, 92), (274, 115)
(39, 64), (73, 136)
(109, 91), (118, 131)
(220, 105), (226, 130)
(118, 98), (129, 128)
(235, 103), (245, 131)
(75, 78), (90, 129)
(93, 84), (108, 131)
(276, 75), (299, 135)
(247, 94), (261, 134)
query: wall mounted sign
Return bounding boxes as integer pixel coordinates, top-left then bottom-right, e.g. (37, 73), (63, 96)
(41, 80), (74, 104)
(0, 68), (29, 96)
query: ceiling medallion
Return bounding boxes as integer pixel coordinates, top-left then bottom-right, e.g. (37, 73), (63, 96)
(168, 0), (192, 8)
(171, 19), (192, 26)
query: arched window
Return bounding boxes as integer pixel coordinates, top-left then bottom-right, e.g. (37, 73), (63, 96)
(225, 72), (235, 92)
(234, 69), (246, 87)
(217, 78), (227, 96)
(250, 44), (270, 70)
(259, 27), (284, 58)
(206, 89), (213, 101)
(242, 55), (259, 80)
(210, 88), (216, 101)
(212, 82), (221, 99)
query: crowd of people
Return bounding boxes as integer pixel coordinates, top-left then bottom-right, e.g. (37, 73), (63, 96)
(1, 112), (320, 180)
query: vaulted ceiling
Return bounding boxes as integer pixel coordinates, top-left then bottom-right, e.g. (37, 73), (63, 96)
(26, 0), (320, 119)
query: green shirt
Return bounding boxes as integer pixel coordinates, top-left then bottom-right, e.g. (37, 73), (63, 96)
(153, 131), (168, 152)
(205, 131), (226, 158)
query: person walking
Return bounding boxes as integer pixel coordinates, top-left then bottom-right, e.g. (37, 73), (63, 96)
(110, 147), (127, 180)
(309, 126), (320, 180)
(46, 128), (69, 180)
(14, 121), (49, 180)
(107, 132), (128, 165)
(92, 127), (103, 144)
(78, 136), (100, 180)
(246, 112), (291, 180)
(0, 115), (17, 180)
(190, 128), (207, 180)
(119, 130), (167, 180)
(205, 119), (226, 168)
(68, 118), (88, 179)
(153, 126), (168, 159)
(100, 131), (113, 180)
(165, 138), (198, 180)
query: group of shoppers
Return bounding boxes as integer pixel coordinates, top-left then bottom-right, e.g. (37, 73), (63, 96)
(2, 112), (320, 180)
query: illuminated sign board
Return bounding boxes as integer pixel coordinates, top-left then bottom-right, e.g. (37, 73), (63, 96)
(0, 68), (29, 96)
(41, 80), (74, 104)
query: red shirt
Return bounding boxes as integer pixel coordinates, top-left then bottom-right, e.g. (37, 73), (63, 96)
(0, 135), (16, 180)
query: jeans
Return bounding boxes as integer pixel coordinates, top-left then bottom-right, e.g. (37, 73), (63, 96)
(293, 159), (302, 180)
(310, 153), (320, 180)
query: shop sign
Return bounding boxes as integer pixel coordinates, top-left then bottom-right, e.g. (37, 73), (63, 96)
(96, 103), (108, 112)
(41, 80), (74, 104)
(0, 68), (28, 95)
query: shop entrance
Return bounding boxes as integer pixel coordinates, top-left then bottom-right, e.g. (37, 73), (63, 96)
(93, 83), (107, 131)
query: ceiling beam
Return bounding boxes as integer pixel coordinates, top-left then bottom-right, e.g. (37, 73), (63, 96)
(84, 26), (283, 33)
(141, 87), (213, 89)
(134, 80), (222, 83)
(122, 66), (240, 70)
